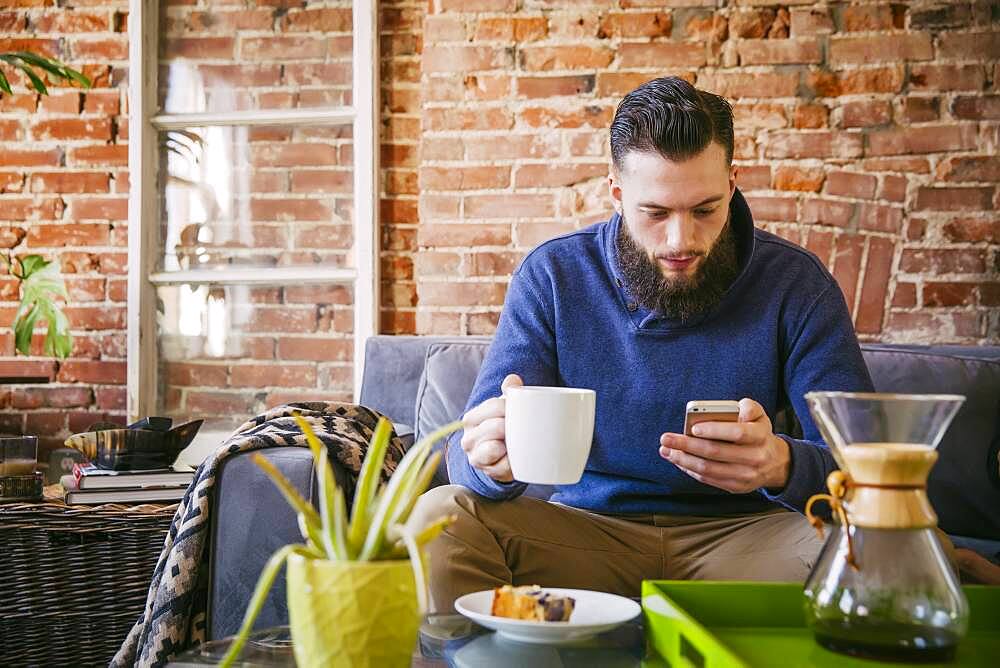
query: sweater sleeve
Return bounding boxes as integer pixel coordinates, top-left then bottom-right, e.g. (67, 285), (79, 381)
(446, 260), (560, 500)
(762, 281), (874, 512)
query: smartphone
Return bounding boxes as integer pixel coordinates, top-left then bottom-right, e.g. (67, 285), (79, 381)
(684, 400), (741, 437)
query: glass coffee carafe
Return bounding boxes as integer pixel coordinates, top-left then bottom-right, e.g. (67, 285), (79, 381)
(803, 392), (968, 662)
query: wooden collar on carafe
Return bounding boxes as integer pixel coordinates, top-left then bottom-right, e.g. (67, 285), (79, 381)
(805, 447), (939, 570)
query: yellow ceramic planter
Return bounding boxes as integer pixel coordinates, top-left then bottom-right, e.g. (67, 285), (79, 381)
(286, 554), (420, 668)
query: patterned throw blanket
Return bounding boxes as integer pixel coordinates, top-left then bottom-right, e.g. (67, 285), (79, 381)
(111, 402), (406, 668)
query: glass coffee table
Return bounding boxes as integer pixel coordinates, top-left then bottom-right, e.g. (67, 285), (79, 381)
(169, 612), (665, 667)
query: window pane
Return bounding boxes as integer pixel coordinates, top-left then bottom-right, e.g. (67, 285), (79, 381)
(157, 283), (354, 457)
(160, 0), (353, 114)
(159, 123), (354, 272)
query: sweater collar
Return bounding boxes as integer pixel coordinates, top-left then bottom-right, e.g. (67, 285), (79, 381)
(603, 188), (758, 331)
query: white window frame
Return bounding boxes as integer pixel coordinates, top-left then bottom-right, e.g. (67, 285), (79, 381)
(127, 0), (380, 419)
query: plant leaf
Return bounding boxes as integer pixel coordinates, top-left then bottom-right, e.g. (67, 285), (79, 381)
(290, 413), (347, 559)
(414, 514), (456, 548)
(388, 451), (443, 529)
(251, 452), (325, 550)
(42, 302), (72, 358)
(395, 524), (429, 617)
(62, 66), (92, 88)
(18, 254), (51, 279)
(291, 412), (325, 464)
(317, 445), (343, 559)
(13, 255), (72, 359)
(383, 447), (434, 532)
(12, 51), (65, 77)
(171, 128), (205, 147)
(163, 136), (198, 163)
(348, 417), (392, 555)
(13, 302), (40, 356)
(359, 420), (462, 561)
(218, 543), (312, 668)
(7, 52), (91, 89)
(14, 61), (47, 96)
(384, 513), (456, 560)
(359, 441), (429, 560)
(332, 480), (349, 559)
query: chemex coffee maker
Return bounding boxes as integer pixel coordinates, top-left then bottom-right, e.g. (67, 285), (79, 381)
(803, 392), (968, 662)
(0, 435), (43, 501)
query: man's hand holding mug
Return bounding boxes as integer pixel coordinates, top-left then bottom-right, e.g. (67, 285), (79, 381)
(461, 374), (596, 485)
(460, 374), (523, 482)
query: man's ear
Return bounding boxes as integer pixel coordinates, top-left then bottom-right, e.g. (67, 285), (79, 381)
(729, 163), (738, 197)
(608, 171), (623, 215)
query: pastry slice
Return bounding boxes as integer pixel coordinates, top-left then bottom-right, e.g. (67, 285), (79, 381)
(490, 585), (575, 622)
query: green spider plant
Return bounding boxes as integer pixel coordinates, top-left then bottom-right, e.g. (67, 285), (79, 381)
(220, 414), (462, 667)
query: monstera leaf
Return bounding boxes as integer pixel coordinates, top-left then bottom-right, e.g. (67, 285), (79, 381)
(5, 254), (73, 359)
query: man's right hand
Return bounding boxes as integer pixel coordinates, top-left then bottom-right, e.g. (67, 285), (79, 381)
(459, 374), (523, 483)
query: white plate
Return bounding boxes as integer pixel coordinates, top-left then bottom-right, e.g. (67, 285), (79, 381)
(454, 588), (641, 644)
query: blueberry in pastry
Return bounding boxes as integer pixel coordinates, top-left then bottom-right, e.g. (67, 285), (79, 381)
(490, 585), (575, 622)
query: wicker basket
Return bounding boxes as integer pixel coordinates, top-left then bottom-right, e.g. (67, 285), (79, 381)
(0, 497), (176, 668)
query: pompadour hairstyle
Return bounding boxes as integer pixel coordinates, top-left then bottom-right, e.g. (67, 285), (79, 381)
(610, 76), (734, 169)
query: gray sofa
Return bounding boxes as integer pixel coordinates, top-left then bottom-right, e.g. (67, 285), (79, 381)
(206, 336), (1000, 639)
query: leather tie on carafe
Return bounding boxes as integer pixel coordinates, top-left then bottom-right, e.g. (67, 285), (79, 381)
(806, 471), (860, 570)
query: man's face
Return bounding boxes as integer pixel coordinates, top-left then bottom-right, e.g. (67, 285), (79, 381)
(609, 143), (737, 284)
(609, 143), (740, 321)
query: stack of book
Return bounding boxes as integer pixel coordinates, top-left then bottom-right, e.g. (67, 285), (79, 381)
(62, 463), (195, 505)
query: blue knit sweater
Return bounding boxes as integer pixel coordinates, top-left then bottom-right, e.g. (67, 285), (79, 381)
(447, 190), (874, 516)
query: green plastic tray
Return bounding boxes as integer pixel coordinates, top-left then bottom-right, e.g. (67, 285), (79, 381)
(642, 581), (1000, 668)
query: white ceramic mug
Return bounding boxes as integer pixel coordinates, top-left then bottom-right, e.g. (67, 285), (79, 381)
(504, 386), (596, 484)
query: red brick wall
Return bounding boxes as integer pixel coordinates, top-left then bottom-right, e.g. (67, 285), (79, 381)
(416, 0), (999, 343)
(0, 0), (129, 456)
(381, 0), (422, 335)
(1, 0), (997, 455)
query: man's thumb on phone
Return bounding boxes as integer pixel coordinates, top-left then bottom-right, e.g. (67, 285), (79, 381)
(501, 374), (523, 394)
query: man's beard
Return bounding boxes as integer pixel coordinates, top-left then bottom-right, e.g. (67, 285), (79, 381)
(615, 215), (740, 323)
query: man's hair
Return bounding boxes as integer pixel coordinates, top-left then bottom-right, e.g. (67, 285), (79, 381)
(610, 76), (734, 170)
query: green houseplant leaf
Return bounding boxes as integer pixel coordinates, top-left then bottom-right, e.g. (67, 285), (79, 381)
(347, 416), (392, 556)
(292, 414), (349, 560)
(359, 421), (459, 561)
(251, 453), (327, 553)
(0, 52), (91, 97)
(8, 254), (74, 359)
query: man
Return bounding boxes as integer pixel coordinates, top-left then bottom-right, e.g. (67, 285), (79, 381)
(409, 76), (874, 612)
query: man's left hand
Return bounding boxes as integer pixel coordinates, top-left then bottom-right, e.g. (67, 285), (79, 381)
(659, 398), (790, 494)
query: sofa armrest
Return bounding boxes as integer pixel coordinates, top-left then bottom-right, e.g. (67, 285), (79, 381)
(206, 447), (353, 640)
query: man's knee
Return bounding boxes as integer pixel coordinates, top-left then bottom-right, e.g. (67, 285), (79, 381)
(408, 484), (477, 531)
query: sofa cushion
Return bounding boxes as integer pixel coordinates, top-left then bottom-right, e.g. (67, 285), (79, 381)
(359, 336), (441, 428)
(360, 336), (491, 428)
(860, 346), (1000, 540)
(415, 341), (490, 486)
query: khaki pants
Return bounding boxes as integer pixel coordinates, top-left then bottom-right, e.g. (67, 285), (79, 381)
(409, 484), (826, 613)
